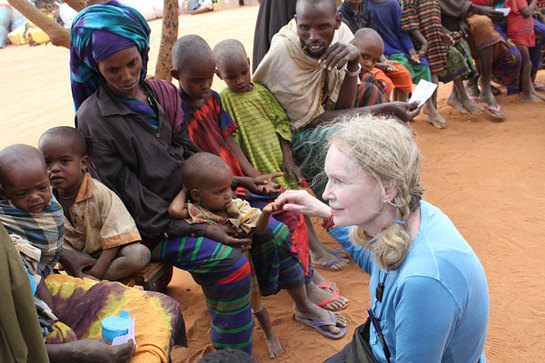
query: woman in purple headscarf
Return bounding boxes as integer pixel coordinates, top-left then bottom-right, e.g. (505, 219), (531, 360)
(70, 0), (301, 356)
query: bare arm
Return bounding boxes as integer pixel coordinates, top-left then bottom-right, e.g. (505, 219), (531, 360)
(35, 276), (55, 312)
(225, 135), (259, 178)
(521, 0), (536, 18)
(47, 339), (135, 363)
(168, 187), (189, 219)
(278, 136), (302, 185)
(310, 101), (421, 124)
(254, 203), (283, 235)
(409, 29), (428, 57)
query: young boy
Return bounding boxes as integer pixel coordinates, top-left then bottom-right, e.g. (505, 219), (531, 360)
(368, 0), (446, 127)
(349, 28), (389, 107)
(506, 0), (545, 101)
(169, 152), (283, 358)
(0, 144), (63, 309)
(38, 127), (150, 280)
(211, 38), (350, 309)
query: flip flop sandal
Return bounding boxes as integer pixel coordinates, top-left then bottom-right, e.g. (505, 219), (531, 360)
(485, 104), (505, 121)
(315, 290), (349, 312)
(294, 311), (347, 339)
(330, 247), (350, 260)
(314, 279), (339, 294)
(314, 255), (349, 271)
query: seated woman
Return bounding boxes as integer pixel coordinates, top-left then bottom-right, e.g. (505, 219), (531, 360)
(0, 221), (184, 363)
(70, 1), (345, 356)
(276, 114), (490, 362)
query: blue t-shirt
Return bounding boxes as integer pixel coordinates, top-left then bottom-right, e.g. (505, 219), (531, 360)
(368, 0), (415, 56)
(338, 200), (489, 362)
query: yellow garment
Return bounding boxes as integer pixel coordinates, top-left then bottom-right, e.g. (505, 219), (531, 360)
(45, 274), (178, 363)
(62, 173), (141, 254)
(253, 19), (354, 130)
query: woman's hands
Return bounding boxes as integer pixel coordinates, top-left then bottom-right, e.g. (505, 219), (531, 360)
(205, 224), (252, 251)
(236, 173), (283, 195)
(275, 190), (331, 219)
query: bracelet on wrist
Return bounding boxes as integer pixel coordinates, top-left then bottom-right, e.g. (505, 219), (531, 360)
(344, 63), (362, 77)
(322, 214), (335, 231)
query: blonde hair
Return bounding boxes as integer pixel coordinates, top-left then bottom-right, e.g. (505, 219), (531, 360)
(329, 114), (424, 270)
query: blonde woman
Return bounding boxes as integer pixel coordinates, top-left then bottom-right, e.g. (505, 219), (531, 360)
(276, 115), (489, 362)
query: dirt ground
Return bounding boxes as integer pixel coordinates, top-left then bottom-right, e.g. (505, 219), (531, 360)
(2, 4), (545, 362)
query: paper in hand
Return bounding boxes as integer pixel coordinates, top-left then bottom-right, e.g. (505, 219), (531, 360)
(495, 7), (511, 16)
(409, 79), (438, 107)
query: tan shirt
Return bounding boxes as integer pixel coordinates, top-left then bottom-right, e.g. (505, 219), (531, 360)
(62, 173), (141, 254)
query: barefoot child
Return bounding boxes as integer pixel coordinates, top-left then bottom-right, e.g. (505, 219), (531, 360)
(212, 38), (350, 310)
(172, 35), (350, 311)
(38, 127), (150, 280)
(169, 152), (284, 358)
(506, 0), (545, 101)
(400, 0), (482, 115)
(368, 0), (447, 127)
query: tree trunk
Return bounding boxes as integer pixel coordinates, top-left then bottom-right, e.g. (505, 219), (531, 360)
(7, 0), (70, 48)
(63, 0), (103, 12)
(154, 0), (179, 81)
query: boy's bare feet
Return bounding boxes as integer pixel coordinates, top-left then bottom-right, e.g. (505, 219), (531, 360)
(265, 333), (283, 358)
(423, 103), (446, 129)
(462, 98), (483, 114)
(446, 91), (467, 114)
(522, 93), (544, 102)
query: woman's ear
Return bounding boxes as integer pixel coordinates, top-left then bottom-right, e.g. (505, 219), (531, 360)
(384, 183), (397, 203)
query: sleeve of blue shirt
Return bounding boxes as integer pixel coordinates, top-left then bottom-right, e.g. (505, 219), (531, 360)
(329, 227), (374, 274)
(394, 276), (458, 362)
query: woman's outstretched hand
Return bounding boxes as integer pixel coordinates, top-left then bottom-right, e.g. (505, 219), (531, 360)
(275, 190), (331, 219)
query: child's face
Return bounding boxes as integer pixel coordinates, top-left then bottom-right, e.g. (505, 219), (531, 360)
(1, 160), (51, 213)
(216, 55), (253, 93)
(192, 169), (233, 214)
(97, 47), (142, 98)
(353, 39), (384, 73)
(173, 57), (215, 103)
(39, 136), (88, 194)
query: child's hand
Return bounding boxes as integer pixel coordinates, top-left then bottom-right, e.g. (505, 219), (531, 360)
(255, 173), (283, 194)
(283, 157), (303, 186)
(262, 201), (283, 215)
(409, 53), (421, 65)
(417, 46), (427, 59)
